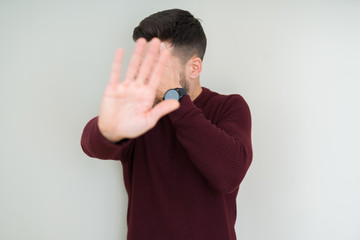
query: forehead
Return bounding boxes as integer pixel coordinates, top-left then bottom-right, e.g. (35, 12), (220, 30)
(142, 40), (173, 55)
(142, 41), (183, 67)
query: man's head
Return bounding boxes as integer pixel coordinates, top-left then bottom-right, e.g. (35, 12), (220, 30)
(133, 9), (206, 101)
(132, 9), (207, 64)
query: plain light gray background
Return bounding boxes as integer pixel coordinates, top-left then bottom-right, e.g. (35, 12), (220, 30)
(1, 0), (359, 239)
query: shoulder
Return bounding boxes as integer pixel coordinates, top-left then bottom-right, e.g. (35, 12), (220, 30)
(200, 87), (251, 123)
(204, 88), (250, 112)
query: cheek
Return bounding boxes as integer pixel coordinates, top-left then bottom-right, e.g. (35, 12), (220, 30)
(164, 64), (172, 76)
(163, 64), (175, 80)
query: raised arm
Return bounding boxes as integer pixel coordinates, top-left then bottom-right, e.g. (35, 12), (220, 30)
(81, 38), (180, 160)
(98, 38), (179, 142)
(168, 95), (252, 193)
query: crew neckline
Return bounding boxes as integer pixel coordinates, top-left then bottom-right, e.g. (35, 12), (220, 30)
(193, 87), (210, 107)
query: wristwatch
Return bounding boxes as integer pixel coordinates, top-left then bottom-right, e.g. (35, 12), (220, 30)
(163, 88), (187, 101)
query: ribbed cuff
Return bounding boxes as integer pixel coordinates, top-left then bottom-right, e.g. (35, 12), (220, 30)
(168, 95), (199, 125)
(89, 117), (131, 150)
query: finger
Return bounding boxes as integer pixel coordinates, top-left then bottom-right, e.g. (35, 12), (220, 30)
(160, 42), (167, 52)
(148, 47), (170, 89)
(136, 38), (161, 84)
(150, 99), (180, 123)
(124, 38), (147, 82)
(109, 48), (124, 86)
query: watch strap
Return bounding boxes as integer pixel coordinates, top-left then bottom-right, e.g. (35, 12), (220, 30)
(176, 88), (187, 99)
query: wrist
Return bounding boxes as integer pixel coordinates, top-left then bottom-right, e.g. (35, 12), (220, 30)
(163, 87), (187, 101)
(97, 121), (125, 143)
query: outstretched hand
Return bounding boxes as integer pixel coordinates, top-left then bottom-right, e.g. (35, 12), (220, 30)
(98, 38), (180, 142)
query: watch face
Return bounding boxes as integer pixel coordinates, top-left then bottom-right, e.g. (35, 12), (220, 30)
(164, 89), (180, 100)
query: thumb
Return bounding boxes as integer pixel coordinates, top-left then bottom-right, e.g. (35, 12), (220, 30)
(150, 100), (180, 121)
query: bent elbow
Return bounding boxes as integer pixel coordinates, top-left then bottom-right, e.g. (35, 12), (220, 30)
(212, 148), (253, 194)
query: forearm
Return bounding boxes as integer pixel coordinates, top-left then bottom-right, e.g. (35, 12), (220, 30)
(80, 116), (133, 161)
(168, 96), (252, 193)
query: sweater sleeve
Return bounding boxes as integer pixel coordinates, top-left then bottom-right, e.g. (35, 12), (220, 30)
(80, 116), (134, 162)
(168, 95), (252, 193)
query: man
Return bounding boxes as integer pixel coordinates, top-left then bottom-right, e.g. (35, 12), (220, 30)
(81, 9), (252, 240)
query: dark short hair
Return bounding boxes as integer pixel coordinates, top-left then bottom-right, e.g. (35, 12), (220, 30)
(132, 9), (207, 63)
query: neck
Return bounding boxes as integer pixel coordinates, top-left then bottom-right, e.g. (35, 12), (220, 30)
(188, 81), (202, 101)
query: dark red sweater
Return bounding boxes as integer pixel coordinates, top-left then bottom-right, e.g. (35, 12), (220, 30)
(81, 87), (252, 240)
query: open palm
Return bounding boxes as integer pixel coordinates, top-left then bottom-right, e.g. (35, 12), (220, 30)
(98, 38), (180, 142)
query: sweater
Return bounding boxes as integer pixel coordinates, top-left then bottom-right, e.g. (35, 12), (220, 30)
(81, 87), (253, 240)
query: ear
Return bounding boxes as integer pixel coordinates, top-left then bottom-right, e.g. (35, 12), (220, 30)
(187, 57), (202, 79)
